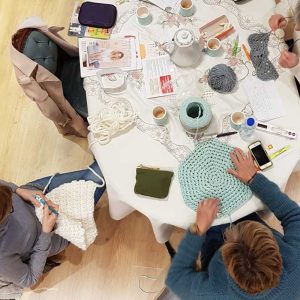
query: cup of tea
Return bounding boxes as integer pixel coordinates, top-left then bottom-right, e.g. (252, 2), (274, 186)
(230, 111), (245, 131)
(179, 0), (194, 17)
(153, 106), (168, 126)
(137, 6), (152, 26)
(206, 37), (222, 56)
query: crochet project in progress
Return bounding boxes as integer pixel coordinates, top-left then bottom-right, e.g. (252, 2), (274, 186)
(207, 64), (237, 93)
(35, 180), (100, 250)
(248, 32), (279, 81)
(178, 139), (252, 217)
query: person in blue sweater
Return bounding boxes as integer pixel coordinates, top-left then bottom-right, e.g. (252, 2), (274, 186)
(166, 148), (300, 299)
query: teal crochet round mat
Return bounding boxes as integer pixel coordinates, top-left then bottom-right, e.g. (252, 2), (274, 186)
(178, 139), (252, 217)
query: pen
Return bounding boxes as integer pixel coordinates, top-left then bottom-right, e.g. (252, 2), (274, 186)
(202, 131), (238, 139)
(232, 34), (239, 57)
(269, 145), (290, 160)
(242, 44), (251, 62)
(34, 195), (59, 216)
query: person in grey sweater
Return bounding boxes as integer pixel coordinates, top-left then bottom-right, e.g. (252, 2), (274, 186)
(0, 161), (105, 290)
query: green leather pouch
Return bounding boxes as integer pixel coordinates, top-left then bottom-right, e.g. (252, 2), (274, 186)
(134, 166), (174, 199)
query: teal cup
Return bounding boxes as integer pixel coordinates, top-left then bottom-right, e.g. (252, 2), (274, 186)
(137, 6), (152, 26)
(179, 0), (195, 17)
(230, 112), (245, 131)
(153, 106), (168, 126)
(206, 38), (222, 57)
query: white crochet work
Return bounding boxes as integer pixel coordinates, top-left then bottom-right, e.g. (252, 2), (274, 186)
(35, 180), (100, 250)
(88, 98), (136, 145)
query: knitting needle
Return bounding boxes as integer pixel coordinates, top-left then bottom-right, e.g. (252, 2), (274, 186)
(138, 0), (177, 15)
(287, 38), (300, 52)
(242, 44), (251, 62)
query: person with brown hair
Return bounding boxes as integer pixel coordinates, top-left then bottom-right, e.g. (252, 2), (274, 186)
(0, 161), (105, 293)
(166, 148), (300, 299)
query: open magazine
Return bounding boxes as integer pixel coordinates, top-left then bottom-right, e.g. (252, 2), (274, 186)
(78, 34), (142, 77)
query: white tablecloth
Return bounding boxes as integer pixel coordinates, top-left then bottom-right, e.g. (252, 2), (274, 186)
(85, 0), (300, 243)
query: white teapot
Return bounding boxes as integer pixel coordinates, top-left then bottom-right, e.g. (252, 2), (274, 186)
(163, 29), (204, 68)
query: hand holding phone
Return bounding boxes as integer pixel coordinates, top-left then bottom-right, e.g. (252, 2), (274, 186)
(248, 141), (272, 171)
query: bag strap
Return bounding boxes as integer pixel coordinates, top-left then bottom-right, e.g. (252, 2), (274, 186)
(88, 166), (105, 188)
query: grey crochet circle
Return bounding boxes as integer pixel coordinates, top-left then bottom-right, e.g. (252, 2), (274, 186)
(178, 139), (252, 217)
(207, 64), (237, 93)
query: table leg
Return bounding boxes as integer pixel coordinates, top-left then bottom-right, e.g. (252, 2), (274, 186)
(164, 241), (176, 259)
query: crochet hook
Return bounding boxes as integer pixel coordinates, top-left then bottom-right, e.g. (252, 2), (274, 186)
(34, 195), (59, 216)
(202, 131), (238, 139)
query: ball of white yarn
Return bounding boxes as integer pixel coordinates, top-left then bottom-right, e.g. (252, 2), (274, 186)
(274, 28), (285, 39)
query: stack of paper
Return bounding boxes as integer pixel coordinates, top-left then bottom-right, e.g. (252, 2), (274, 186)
(243, 78), (285, 121)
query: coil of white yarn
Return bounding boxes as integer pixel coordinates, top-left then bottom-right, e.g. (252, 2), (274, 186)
(88, 98), (136, 145)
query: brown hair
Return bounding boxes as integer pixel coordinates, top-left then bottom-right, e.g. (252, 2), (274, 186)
(221, 220), (282, 295)
(0, 185), (13, 224)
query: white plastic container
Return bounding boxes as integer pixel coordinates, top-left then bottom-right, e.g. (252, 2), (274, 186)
(239, 117), (256, 140)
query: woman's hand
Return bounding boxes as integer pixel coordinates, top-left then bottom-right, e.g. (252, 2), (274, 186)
(16, 188), (45, 207)
(227, 148), (258, 184)
(42, 200), (59, 233)
(196, 198), (220, 235)
(279, 50), (299, 68)
(268, 14), (286, 31)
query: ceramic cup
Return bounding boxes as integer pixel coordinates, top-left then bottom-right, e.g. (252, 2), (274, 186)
(206, 37), (222, 57)
(153, 106), (168, 126)
(179, 0), (194, 17)
(230, 111), (245, 131)
(137, 6), (152, 26)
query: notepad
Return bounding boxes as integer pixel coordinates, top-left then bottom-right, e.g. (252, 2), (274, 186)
(243, 78), (285, 121)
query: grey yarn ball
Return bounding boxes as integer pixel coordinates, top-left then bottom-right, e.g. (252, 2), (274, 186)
(207, 64), (237, 93)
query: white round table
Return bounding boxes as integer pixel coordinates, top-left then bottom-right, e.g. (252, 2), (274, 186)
(85, 0), (300, 243)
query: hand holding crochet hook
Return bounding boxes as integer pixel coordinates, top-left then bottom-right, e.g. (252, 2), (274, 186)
(34, 194), (59, 233)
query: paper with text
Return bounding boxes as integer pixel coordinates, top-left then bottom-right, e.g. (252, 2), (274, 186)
(243, 78), (285, 121)
(142, 55), (176, 98)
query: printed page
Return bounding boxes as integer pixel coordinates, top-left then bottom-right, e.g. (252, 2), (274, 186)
(78, 34), (142, 77)
(142, 55), (176, 98)
(243, 78), (285, 121)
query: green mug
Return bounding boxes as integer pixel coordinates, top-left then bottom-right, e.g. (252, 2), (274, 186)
(153, 106), (168, 126)
(179, 0), (195, 17)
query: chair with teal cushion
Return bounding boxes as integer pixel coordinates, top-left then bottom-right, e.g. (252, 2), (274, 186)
(22, 30), (88, 119)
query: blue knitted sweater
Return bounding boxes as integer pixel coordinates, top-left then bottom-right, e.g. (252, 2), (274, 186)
(166, 174), (300, 299)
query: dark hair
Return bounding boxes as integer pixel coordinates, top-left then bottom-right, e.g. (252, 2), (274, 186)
(0, 185), (13, 224)
(221, 220), (282, 294)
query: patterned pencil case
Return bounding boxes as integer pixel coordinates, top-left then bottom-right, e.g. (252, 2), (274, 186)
(134, 165), (174, 199)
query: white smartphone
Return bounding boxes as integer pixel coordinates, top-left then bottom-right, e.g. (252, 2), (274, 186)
(248, 141), (273, 170)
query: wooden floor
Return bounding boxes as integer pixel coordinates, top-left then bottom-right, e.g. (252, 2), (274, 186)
(0, 0), (299, 299)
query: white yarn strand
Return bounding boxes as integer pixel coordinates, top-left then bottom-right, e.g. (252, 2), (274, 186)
(88, 166), (105, 188)
(88, 98), (136, 145)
